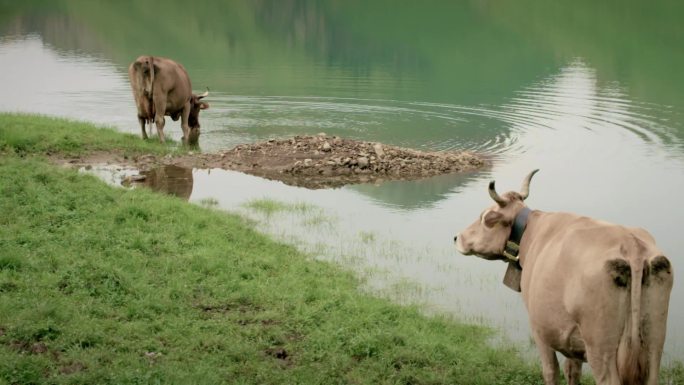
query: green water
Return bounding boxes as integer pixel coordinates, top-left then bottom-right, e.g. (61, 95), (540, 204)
(2, 1), (681, 114)
(3, 1), (683, 150)
(2, 0), (684, 361)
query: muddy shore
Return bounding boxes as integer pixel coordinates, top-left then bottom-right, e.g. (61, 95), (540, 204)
(58, 134), (485, 189)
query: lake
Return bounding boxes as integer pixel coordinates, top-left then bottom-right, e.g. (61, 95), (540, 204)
(1, 0), (683, 362)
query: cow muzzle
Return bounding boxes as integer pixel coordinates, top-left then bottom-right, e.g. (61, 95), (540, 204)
(186, 128), (200, 146)
(454, 234), (469, 254)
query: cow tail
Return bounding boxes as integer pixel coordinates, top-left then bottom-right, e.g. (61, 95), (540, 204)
(147, 56), (155, 124)
(620, 261), (648, 385)
(149, 56), (155, 90)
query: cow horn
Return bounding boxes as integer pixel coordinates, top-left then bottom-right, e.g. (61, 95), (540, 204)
(519, 169), (539, 200)
(488, 181), (507, 207)
(198, 87), (209, 98)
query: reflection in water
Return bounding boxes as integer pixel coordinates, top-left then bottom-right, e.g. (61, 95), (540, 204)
(504, 61), (679, 149)
(349, 170), (482, 210)
(0, 35), (134, 131)
(140, 165), (194, 200)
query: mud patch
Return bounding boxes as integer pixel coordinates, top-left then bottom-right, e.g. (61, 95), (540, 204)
(264, 347), (292, 367)
(57, 134), (485, 189)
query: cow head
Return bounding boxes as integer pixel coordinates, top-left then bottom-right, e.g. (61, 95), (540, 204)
(186, 90), (210, 145)
(454, 170), (539, 260)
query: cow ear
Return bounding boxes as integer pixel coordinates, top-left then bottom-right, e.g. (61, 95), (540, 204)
(199, 102), (209, 110)
(483, 211), (503, 228)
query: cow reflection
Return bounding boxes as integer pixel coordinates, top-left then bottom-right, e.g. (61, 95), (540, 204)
(142, 165), (194, 200)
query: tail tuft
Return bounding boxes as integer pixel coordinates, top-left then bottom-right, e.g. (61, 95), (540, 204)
(622, 345), (648, 385)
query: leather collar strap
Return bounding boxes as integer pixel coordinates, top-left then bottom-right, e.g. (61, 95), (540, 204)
(502, 207), (531, 262)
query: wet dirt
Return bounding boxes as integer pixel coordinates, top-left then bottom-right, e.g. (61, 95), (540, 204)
(57, 133), (485, 189)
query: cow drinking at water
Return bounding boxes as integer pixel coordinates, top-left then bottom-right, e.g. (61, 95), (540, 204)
(454, 170), (673, 385)
(128, 56), (209, 145)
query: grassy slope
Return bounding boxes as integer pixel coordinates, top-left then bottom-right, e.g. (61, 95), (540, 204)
(1, 113), (681, 384)
(0, 113), (179, 157)
(0, 114), (546, 384)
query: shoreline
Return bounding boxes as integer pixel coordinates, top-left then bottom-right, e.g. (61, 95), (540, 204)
(2, 113), (681, 383)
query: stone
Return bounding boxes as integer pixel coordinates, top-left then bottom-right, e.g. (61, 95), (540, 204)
(321, 142), (332, 152)
(357, 157), (369, 169)
(373, 143), (384, 158)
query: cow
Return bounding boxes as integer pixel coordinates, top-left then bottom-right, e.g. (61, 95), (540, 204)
(128, 56), (209, 145)
(454, 170), (673, 385)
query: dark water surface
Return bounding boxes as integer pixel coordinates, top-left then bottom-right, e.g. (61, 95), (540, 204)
(2, 1), (683, 361)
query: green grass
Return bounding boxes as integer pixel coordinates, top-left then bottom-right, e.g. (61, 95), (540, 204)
(0, 115), (546, 384)
(243, 199), (318, 216)
(199, 197), (220, 208)
(0, 113), (179, 157)
(243, 199), (336, 229)
(3, 160), (546, 385)
(359, 231), (377, 243)
(0, 113), (681, 384)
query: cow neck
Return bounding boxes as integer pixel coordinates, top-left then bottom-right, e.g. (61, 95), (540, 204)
(502, 207), (531, 263)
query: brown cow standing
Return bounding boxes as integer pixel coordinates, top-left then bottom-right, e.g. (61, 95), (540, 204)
(128, 56), (209, 145)
(454, 170), (673, 385)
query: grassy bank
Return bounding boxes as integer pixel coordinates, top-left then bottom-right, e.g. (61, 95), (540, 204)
(0, 113), (179, 157)
(0, 114), (680, 384)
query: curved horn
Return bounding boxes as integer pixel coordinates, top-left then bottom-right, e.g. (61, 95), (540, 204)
(519, 169), (540, 200)
(198, 87), (209, 98)
(488, 181), (507, 207)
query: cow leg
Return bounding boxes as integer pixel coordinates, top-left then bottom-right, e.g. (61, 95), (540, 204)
(154, 115), (166, 143)
(180, 101), (191, 144)
(153, 96), (167, 143)
(533, 338), (560, 385)
(148, 120), (155, 137)
(585, 349), (620, 385)
(138, 116), (148, 139)
(563, 358), (582, 385)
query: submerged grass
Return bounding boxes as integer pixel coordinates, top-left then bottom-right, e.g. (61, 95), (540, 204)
(243, 199), (335, 230)
(0, 113), (681, 384)
(243, 198), (318, 216)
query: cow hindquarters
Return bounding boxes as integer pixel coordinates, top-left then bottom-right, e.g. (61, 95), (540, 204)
(567, 259), (631, 385)
(643, 256), (673, 385)
(618, 255), (673, 385)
